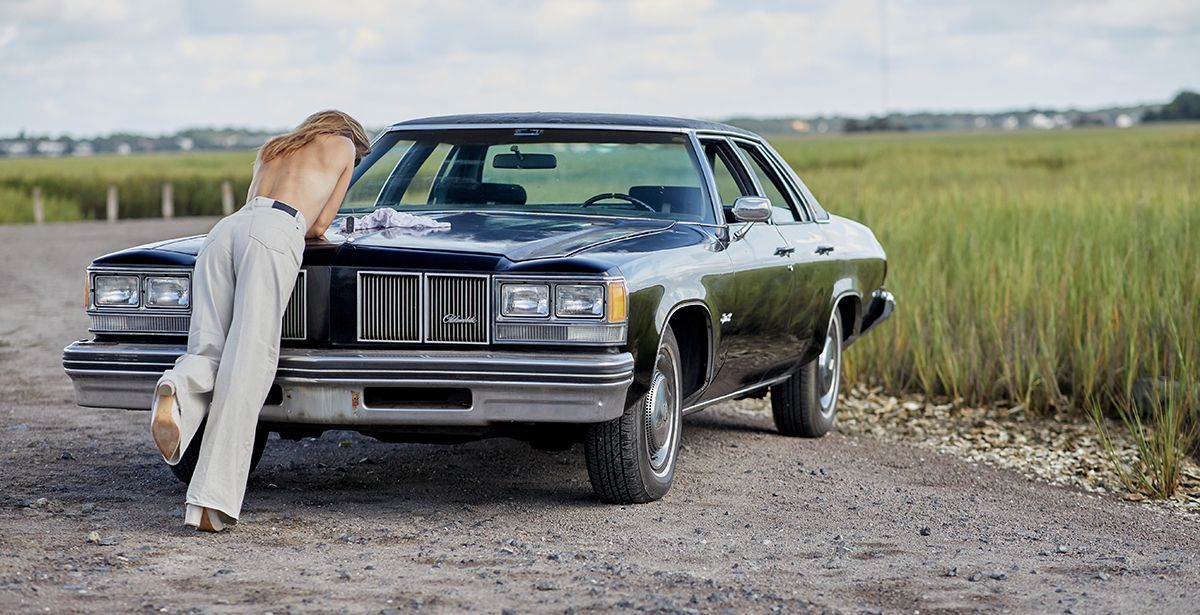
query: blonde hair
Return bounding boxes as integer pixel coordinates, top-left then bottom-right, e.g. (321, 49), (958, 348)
(260, 110), (371, 164)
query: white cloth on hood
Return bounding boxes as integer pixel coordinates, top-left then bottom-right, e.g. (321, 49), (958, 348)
(336, 208), (451, 234)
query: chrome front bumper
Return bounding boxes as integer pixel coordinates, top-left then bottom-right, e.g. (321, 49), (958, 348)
(62, 342), (634, 426)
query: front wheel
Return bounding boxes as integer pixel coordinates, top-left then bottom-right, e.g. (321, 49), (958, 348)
(585, 326), (683, 503)
(771, 310), (843, 437)
(168, 419), (270, 484)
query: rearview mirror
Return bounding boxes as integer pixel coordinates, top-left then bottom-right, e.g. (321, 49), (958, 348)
(492, 152), (557, 169)
(732, 196), (772, 223)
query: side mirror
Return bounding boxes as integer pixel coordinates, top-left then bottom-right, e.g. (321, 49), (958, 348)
(731, 197), (771, 240)
(732, 196), (772, 223)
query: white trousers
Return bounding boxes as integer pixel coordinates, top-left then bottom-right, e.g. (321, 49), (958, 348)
(155, 196), (306, 520)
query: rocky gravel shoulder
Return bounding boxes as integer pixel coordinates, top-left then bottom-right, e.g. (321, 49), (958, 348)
(831, 386), (1200, 514)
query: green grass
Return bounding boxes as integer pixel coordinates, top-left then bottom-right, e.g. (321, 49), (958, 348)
(3, 126), (1197, 495)
(773, 125), (1199, 497)
(0, 151), (255, 222)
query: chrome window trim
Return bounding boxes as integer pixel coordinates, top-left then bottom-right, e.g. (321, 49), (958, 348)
(425, 272), (491, 345)
(356, 270), (424, 343)
(351, 124), (729, 228)
(728, 137), (812, 224)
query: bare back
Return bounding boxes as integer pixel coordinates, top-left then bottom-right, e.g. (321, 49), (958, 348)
(248, 134), (355, 238)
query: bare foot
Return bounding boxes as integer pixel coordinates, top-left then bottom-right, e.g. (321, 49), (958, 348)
(151, 383), (180, 460)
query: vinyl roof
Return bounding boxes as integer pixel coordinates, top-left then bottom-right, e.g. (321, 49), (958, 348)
(391, 112), (757, 137)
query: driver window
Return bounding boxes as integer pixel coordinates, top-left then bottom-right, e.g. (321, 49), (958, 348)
(735, 143), (800, 223)
(701, 141), (751, 210)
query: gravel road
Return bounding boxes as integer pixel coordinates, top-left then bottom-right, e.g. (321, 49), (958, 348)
(1, 219), (1197, 614)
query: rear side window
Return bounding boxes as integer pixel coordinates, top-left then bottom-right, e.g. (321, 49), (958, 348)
(735, 143), (801, 223)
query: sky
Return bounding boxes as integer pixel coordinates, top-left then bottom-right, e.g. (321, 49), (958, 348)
(1, 0), (1197, 136)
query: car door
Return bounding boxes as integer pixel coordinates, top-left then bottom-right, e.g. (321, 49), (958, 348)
(730, 138), (837, 363)
(697, 137), (801, 398)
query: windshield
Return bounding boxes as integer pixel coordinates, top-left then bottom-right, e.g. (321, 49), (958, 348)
(340, 128), (715, 223)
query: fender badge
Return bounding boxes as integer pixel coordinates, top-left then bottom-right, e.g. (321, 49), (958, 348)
(720, 313), (733, 324)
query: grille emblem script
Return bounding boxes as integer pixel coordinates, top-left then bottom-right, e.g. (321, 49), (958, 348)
(442, 314), (478, 325)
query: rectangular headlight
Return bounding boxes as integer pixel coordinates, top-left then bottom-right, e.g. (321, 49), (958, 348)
(145, 276), (191, 308)
(501, 284), (549, 317)
(93, 275), (140, 307)
(555, 284), (604, 318)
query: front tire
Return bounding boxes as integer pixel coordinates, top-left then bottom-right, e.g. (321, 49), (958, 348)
(585, 326), (683, 503)
(169, 419), (270, 484)
(771, 310), (843, 438)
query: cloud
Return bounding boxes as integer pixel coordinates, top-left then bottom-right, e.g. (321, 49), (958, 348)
(0, 0), (1196, 135)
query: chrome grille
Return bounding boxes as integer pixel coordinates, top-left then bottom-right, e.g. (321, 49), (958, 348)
(426, 274), (490, 344)
(281, 271), (307, 340)
(358, 272), (421, 342)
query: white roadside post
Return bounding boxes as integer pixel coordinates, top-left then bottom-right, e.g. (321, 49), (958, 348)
(106, 185), (118, 223)
(221, 180), (234, 215)
(162, 182), (174, 219)
(32, 187), (44, 225)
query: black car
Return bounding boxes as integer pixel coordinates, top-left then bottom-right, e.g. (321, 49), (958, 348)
(63, 113), (894, 504)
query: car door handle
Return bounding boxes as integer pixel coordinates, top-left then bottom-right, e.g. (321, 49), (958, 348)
(774, 246), (795, 257)
(815, 245), (835, 255)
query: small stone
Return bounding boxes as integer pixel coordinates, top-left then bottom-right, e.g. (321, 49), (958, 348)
(919, 526), (932, 536)
(81, 502), (96, 514)
(535, 581), (557, 591)
(1096, 572), (1109, 581)
(945, 567), (958, 577)
(60, 451), (75, 460)
(170, 506), (183, 519)
(1056, 545), (1069, 554)
(86, 531), (101, 544)
(32, 498), (49, 509)
(968, 572), (982, 582)
(98, 535), (123, 546)
(10, 424), (28, 432)
(338, 571), (351, 581)
(988, 571), (1007, 580)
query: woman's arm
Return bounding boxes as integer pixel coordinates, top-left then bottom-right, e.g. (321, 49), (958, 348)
(306, 142), (355, 239)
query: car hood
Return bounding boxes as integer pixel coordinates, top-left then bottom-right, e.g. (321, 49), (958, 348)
(334, 211), (675, 261)
(98, 211), (676, 266)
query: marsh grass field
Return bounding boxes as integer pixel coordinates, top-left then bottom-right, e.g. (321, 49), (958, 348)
(2, 124), (1197, 495)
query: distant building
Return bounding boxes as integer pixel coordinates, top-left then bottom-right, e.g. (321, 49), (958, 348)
(1116, 114), (1134, 128)
(36, 140), (67, 156)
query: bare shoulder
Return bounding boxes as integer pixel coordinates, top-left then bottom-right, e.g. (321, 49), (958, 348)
(313, 134), (355, 162)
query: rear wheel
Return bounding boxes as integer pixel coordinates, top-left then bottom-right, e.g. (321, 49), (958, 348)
(771, 310), (843, 438)
(169, 419), (270, 484)
(585, 326), (683, 503)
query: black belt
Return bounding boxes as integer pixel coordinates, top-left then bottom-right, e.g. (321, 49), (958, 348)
(271, 201), (299, 217)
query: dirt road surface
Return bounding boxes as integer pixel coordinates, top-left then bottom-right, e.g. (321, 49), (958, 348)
(1, 219), (1197, 614)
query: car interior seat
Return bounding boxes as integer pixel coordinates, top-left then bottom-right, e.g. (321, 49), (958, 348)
(627, 185), (704, 219)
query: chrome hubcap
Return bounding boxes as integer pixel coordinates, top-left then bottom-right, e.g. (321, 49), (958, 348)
(644, 369), (677, 473)
(817, 315), (841, 417)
